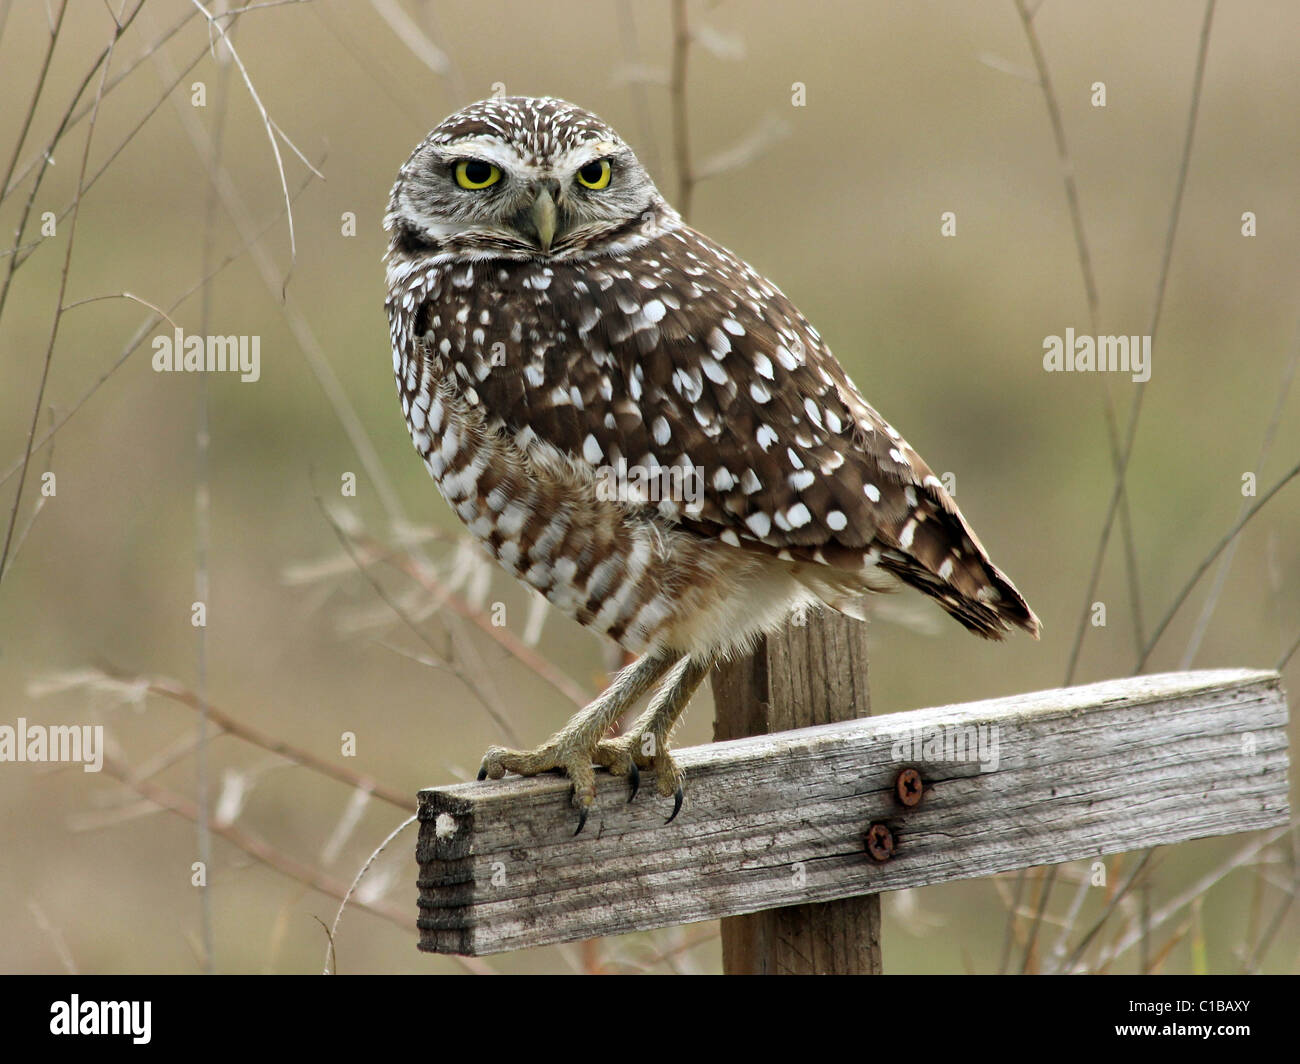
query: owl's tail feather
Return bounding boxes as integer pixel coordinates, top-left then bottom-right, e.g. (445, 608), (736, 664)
(782, 531), (1040, 640)
(877, 552), (1040, 641)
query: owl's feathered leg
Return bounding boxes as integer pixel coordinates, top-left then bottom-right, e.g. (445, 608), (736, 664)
(593, 653), (716, 822)
(477, 648), (679, 833)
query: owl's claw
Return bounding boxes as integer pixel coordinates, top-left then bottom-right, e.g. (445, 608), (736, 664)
(478, 742), (599, 835)
(593, 734), (684, 818)
(667, 784), (684, 824)
(476, 727), (684, 833)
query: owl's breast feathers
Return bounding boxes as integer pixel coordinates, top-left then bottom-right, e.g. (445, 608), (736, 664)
(386, 225), (1038, 644)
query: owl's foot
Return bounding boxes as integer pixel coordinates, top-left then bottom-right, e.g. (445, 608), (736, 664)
(475, 652), (712, 834)
(477, 739), (604, 835)
(475, 650), (682, 834)
(592, 654), (713, 823)
(593, 732), (685, 822)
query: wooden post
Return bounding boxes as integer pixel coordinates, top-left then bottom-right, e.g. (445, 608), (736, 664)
(710, 611), (880, 973)
(415, 668), (1290, 957)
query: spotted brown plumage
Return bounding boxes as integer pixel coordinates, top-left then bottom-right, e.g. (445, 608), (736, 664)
(385, 97), (1038, 831)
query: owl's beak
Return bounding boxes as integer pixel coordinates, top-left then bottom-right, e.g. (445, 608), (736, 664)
(530, 187), (558, 253)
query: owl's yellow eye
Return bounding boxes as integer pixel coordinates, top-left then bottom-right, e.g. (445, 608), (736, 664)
(575, 159), (612, 190)
(455, 159), (501, 189)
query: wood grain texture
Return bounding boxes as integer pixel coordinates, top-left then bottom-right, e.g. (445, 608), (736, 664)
(416, 668), (1290, 956)
(712, 611), (880, 974)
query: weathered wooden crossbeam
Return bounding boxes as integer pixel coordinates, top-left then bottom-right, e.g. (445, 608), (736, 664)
(416, 668), (1290, 956)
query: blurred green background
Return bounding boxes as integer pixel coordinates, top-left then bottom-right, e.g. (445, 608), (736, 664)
(0, 0), (1296, 974)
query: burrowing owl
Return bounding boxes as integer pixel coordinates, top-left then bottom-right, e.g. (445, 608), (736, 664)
(386, 97), (1038, 833)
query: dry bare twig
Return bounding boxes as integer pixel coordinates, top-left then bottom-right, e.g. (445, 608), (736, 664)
(0, 3), (135, 585)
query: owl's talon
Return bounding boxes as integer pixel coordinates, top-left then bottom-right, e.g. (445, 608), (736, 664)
(667, 784), (684, 824)
(477, 740), (601, 837)
(477, 745), (516, 781)
(593, 731), (685, 817)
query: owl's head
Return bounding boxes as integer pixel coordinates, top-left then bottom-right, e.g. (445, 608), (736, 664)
(386, 96), (673, 262)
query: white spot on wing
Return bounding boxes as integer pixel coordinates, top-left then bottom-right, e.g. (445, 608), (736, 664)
(702, 358), (729, 385)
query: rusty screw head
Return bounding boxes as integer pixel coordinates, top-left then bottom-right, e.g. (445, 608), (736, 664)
(865, 822), (895, 862)
(895, 768), (923, 808)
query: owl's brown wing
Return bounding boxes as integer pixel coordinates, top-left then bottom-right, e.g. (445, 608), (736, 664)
(429, 224), (1038, 638)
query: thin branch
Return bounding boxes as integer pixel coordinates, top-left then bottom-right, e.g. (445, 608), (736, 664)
(692, 114), (791, 182)
(324, 814), (419, 974)
(1277, 627), (1300, 673)
(60, 290), (180, 327)
(12, 37), (214, 272)
(189, 0), (308, 272)
(1180, 330), (1299, 667)
(1136, 457), (1300, 671)
(367, 0), (449, 74)
(1243, 866), (1299, 973)
(996, 867), (1028, 973)
(3, 6), (205, 199)
(94, 755), (498, 969)
(352, 530), (591, 709)
(1057, 849), (1157, 973)
(1006, 0), (1218, 960)
(27, 900), (78, 974)
(370, 639), (516, 746)
(0, 0), (67, 207)
(154, 47), (418, 534)
(308, 4), (431, 130)
(1086, 825), (1292, 972)
(94, 669), (418, 812)
(1018, 865), (1055, 972)
(1045, 864), (1095, 972)
(0, 163), (322, 491)
(669, 0), (693, 220)
(0, 0), (14, 52)
(189, 40), (238, 975)
(1064, 0), (1216, 682)
(1010, 0), (1147, 658)
(1012, 0), (1098, 317)
(616, 0), (661, 174)
(0, 406), (57, 577)
(1, 7), (210, 201)
(0, 1), (145, 331)
(0, 5), (126, 587)
(315, 494), (523, 747)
